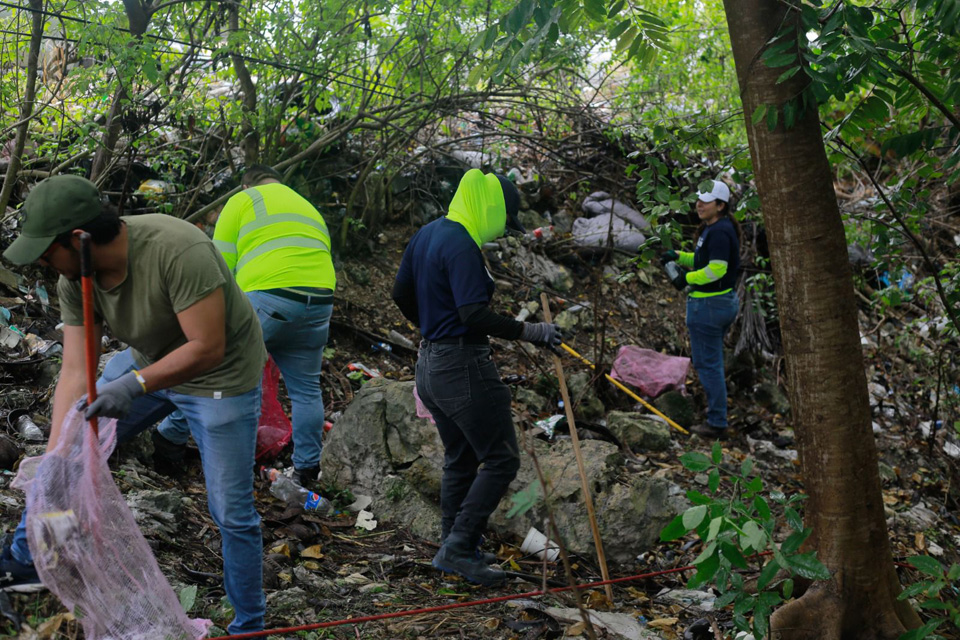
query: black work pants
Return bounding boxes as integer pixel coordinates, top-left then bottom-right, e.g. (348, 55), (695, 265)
(415, 340), (521, 546)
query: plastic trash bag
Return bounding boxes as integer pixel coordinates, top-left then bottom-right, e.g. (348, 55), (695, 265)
(255, 357), (293, 464)
(12, 408), (210, 640)
(610, 345), (690, 398)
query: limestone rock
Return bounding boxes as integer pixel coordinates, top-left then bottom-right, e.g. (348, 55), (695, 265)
(515, 387), (547, 413)
(606, 411), (672, 452)
(322, 379), (684, 563)
(126, 489), (184, 538)
(753, 381), (790, 415)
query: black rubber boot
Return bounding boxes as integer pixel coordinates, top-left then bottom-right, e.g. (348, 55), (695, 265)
(432, 533), (507, 586)
(440, 532), (497, 565)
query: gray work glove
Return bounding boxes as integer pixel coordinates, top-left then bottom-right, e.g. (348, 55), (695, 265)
(79, 371), (145, 420)
(521, 322), (563, 347)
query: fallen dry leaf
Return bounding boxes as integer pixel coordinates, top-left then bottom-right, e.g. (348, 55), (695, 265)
(301, 544), (324, 559)
(647, 617), (679, 629)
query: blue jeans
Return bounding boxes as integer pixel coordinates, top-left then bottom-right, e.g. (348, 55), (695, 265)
(686, 292), (739, 429)
(13, 349), (265, 634)
(160, 291), (332, 471)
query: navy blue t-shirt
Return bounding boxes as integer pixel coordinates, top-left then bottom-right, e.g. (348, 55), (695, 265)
(691, 216), (740, 294)
(395, 218), (494, 340)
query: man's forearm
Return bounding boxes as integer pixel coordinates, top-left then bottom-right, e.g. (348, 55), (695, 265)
(47, 374), (88, 452)
(138, 340), (225, 392)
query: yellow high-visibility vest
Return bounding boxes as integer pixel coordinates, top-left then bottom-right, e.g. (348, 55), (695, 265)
(212, 183), (336, 292)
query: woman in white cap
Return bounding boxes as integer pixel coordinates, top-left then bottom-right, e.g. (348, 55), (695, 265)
(660, 180), (741, 438)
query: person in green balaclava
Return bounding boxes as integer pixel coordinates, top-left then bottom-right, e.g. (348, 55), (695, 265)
(392, 169), (561, 586)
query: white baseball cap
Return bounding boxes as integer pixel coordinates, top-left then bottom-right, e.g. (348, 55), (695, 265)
(697, 180), (731, 203)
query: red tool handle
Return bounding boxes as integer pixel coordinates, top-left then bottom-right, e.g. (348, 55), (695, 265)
(79, 232), (98, 436)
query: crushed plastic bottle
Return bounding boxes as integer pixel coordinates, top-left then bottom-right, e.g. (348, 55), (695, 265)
(16, 414), (44, 442)
(262, 468), (333, 514)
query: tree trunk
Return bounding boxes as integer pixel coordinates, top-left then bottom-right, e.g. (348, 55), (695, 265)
(229, 1), (259, 166)
(720, 1), (922, 638)
(0, 0), (44, 214)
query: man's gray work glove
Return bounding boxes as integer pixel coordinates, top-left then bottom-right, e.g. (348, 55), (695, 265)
(521, 322), (563, 347)
(79, 372), (145, 420)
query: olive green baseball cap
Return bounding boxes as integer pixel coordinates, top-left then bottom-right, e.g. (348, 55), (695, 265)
(2, 175), (102, 265)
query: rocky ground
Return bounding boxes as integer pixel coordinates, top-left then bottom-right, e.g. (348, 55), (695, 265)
(1, 209), (958, 639)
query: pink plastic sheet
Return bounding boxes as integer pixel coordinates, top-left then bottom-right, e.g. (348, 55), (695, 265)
(610, 345), (690, 398)
(255, 357), (293, 464)
(12, 408), (211, 640)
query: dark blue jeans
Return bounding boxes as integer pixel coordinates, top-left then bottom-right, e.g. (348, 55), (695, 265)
(686, 292), (739, 429)
(415, 340), (520, 545)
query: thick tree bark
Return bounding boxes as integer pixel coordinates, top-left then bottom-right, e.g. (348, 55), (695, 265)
(0, 0), (44, 214)
(229, 1), (259, 166)
(720, 1), (922, 638)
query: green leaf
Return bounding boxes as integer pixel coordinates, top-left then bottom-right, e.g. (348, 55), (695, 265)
(693, 540), (717, 565)
(506, 481), (540, 518)
(757, 559), (780, 590)
(754, 496), (771, 521)
(708, 468), (720, 494)
(686, 490), (712, 505)
(751, 104), (768, 126)
(707, 516), (723, 541)
(776, 66), (801, 84)
(898, 581), (933, 600)
(781, 528), (811, 554)
(947, 563), (960, 581)
(741, 520), (766, 552)
(660, 514), (688, 541)
(179, 585), (197, 613)
(789, 552), (832, 581)
(740, 458), (754, 477)
(898, 621), (943, 640)
(785, 507), (803, 532)
(680, 452), (712, 472)
(907, 555), (943, 577)
(688, 552), (720, 589)
(710, 441), (722, 464)
(682, 505), (708, 530)
(720, 541), (749, 570)
(606, 0), (625, 18)
(584, 0), (606, 20)
(608, 18), (631, 39)
(766, 105), (779, 131)
(783, 578), (794, 599)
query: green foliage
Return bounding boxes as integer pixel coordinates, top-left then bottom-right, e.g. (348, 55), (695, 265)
(178, 585), (198, 613)
(661, 442), (831, 638)
(506, 480), (541, 518)
(896, 557), (960, 640)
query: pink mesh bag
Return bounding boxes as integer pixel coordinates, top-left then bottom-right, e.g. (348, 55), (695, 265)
(609, 345), (690, 398)
(12, 407), (211, 640)
(413, 386), (435, 423)
(255, 357), (293, 464)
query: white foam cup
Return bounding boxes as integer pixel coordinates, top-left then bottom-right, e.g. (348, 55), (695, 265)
(520, 526), (560, 562)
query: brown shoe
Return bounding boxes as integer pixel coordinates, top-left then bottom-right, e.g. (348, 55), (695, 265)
(688, 423), (729, 440)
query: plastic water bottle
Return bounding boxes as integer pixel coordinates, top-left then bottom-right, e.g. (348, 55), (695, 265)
(16, 414), (44, 442)
(372, 342), (392, 353)
(263, 468), (333, 514)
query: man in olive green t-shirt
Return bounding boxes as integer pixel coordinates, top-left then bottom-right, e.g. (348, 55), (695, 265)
(0, 175), (267, 634)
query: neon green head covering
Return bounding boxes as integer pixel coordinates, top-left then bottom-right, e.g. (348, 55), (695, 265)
(446, 169), (506, 247)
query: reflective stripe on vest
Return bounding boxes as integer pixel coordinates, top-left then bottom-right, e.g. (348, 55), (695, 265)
(236, 236), (331, 271)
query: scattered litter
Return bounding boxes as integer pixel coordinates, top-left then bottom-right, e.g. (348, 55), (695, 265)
(348, 362), (381, 378)
(533, 415), (565, 439)
(13, 413), (44, 443)
(387, 329), (415, 349)
(0, 325), (23, 349)
(413, 386), (435, 423)
(543, 606), (661, 640)
(355, 510), (377, 531)
(345, 494), (373, 512)
(520, 526), (560, 562)
(655, 587), (716, 611)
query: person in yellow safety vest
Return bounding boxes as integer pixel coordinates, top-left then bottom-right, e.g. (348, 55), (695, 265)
(153, 165), (336, 487)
